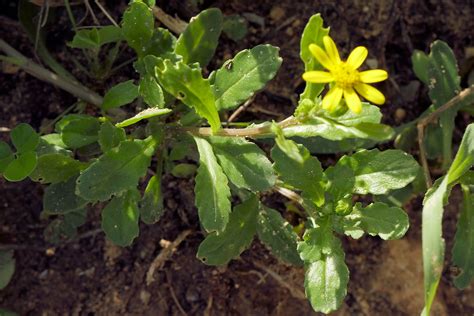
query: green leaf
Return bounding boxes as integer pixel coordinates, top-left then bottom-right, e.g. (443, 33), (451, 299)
(222, 14), (248, 41)
(197, 196), (258, 265)
(29, 153), (86, 184)
(338, 149), (419, 195)
(102, 80), (139, 110)
(193, 136), (231, 233)
(300, 14), (330, 101)
(69, 26), (122, 49)
(171, 163), (196, 178)
(98, 121), (126, 152)
(11, 123), (39, 153)
(43, 208), (87, 244)
(76, 138), (156, 201)
(283, 119), (394, 142)
(116, 108), (171, 128)
(175, 8), (223, 67)
(298, 218), (335, 263)
(325, 164), (355, 201)
(212, 44), (282, 111)
(0, 141), (14, 173)
(122, 1), (154, 57)
(322, 102), (383, 126)
(43, 176), (88, 214)
(152, 58), (221, 132)
(257, 207), (302, 265)
(139, 75), (165, 108)
(0, 250), (15, 290)
(0, 308), (17, 316)
(208, 136), (275, 192)
(3, 151), (37, 182)
(144, 27), (177, 59)
(305, 244), (349, 314)
(60, 116), (101, 149)
(422, 123), (474, 315)
(271, 139), (325, 206)
(102, 189), (140, 247)
(452, 186), (474, 289)
(340, 202), (409, 240)
(140, 174), (164, 224)
(412, 49), (430, 85)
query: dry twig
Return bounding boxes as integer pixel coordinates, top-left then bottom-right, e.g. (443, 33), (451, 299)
(152, 6), (187, 34)
(253, 261), (306, 300)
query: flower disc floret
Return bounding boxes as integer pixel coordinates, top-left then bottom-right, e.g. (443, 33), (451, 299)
(302, 36), (388, 114)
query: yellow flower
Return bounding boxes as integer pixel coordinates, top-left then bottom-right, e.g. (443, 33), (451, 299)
(302, 36), (388, 114)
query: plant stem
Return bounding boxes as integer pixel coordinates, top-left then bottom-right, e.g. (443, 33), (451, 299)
(417, 86), (474, 188)
(181, 116), (297, 138)
(0, 39), (103, 107)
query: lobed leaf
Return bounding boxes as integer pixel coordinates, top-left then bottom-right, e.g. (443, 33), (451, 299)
(102, 80), (139, 111)
(98, 122), (126, 152)
(257, 207), (302, 265)
(43, 176), (88, 214)
(102, 189), (140, 247)
(175, 8), (223, 67)
(212, 44), (282, 111)
(0, 141), (14, 173)
(193, 136), (231, 233)
(3, 151), (37, 182)
(208, 136), (275, 192)
(197, 196), (258, 265)
(30, 153), (87, 184)
(11, 123), (39, 153)
(338, 149), (419, 195)
(76, 138), (156, 201)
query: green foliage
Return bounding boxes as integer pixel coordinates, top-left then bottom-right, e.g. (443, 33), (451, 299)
(69, 26), (123, 50)
(208, 136), (275, 192)
(30, 153), (86, 184)
(197, 196), (258, 265)
(175, 8), (223, 67)
(194, 136), (231, 233)
(77, 138), (156, 201)
(422, 123), (474, 315)
(299, 14), (329, 101)
(140, 174), (164, 224)
(0, 250), (15, 290)
(139, 75), (165, 108)
(98, 122), (126, 152)
(102, 80), (139, 110)
(257, 207), (302, 265)
(102, 189), (141, 246)
(212, 44), (282, 110)
(122, 1), (154, 57)
(43, 176), (88, 214)
(222, 15), (248, 41)
(116, 108), (171, 128)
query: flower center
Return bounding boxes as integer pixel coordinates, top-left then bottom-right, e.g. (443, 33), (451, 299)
(330, 62), (360, 89)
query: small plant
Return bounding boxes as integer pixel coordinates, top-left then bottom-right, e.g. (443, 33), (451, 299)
(6, 1), (474, 314)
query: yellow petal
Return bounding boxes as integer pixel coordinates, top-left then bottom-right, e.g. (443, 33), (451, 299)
(346, 46), (368, 70)
(354, 83), (385, 105)
(322, 86), (343, 111)
(359, 70), (388, 83)
(323, 36), (341, 64)
(302, 71), (334, 83)
(343, 87), (362, 113)
(309, 44), (335, 70)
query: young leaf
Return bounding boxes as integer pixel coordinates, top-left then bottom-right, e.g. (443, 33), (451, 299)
(298, 220), (349, 314)
(76, 138), (156, 201)
(197, 195), (258, 265)
(11, 123), (39, 153)
(411, 49), (430, 85)
(422, 123), (474, 315)
(324, 164), (355, 201)
(271, 139), (325, 206)
(452, 186), (474, 289)
(29, 153), (87, 184)
(140, 174), (164, 224)
(3, 151), (37, 182)
(0, 250), (15, 290)
(98, 121), (126, 152)
(69, 26), (122, 49)
(212, 44), (282, 111)
(144, 27), (177, 59)
(340, 202), (409, 240)
(208, 136), (275, 192)
(60, 116), (101, 149)
(152, 58), (221, 132)
(43, 176), (88, 214)
(122, 1), (154, 57)
(222, 14), (248, 41)
(175, 8), (223, 67)
(193, 136), (231, 233)
(139, 75), (165, 108)
(339, 149), (419, 195)
(300, 14), (330, 101)
(102, 189), (140, 247)
(102, 80), (139, 110)
(0, 141), (14, 173)
(115, 108), (171, 128)
(257, 207), (302, 265)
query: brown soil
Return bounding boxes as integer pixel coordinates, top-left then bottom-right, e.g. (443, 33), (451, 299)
(1, 0), (474, 315)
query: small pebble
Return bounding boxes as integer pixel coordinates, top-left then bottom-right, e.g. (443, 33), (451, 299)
(270, 6), (285, 21)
